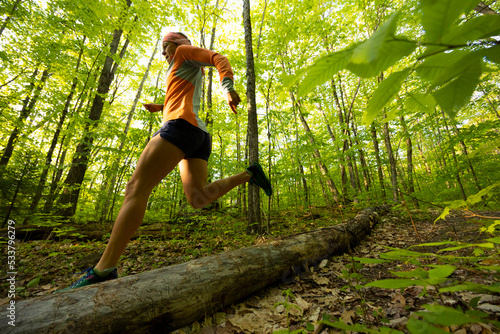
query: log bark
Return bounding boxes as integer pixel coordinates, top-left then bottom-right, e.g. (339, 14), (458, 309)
(3, 206), (391, 333)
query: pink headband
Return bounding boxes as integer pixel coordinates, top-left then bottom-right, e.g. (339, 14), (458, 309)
(162, 32), (191, 45)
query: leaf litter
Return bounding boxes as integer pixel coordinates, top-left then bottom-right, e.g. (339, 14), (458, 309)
(172, 210), (500, 334)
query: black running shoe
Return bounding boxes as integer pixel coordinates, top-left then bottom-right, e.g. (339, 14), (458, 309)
(246, 162), (273, 197)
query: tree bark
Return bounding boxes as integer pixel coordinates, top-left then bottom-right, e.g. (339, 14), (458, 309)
(351, 111), (371, 192)
(331, 80), (353, 203)
(474, 1), (499, 15)
(243, 0), (261, 232)
(370, 123), (386, 201)
(382, 115), (399, 202)
(2, 206), (391, 333)
(399, 115), (418, 207)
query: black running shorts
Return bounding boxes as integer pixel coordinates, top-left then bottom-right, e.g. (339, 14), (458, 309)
(152, 119), (212, 161)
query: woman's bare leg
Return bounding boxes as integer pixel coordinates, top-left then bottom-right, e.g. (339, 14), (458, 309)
(179, 158), (251, 209)
(95, 136), (185, 271)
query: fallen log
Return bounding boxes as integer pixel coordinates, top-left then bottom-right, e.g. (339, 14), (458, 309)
(3, 205), (391, 333)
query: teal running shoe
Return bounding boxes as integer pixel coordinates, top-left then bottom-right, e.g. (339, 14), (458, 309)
(246, 162), (273, 197)
(55, 267), (117, 293)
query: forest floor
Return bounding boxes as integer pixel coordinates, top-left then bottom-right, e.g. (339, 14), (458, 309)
(168, 208), (500, 334)
(1, 206), (499, 333)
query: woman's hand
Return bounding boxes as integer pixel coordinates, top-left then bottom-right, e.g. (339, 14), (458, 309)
(143, 103), (163, 113)
(226, 91), (241, 114)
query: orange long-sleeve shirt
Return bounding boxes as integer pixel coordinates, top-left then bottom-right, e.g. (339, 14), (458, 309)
(163, 45), (235, 132)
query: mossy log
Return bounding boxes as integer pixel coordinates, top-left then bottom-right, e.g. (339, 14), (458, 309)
(2, 205), (390, 333)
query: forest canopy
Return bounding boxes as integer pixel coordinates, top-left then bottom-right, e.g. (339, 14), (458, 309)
(1, 0), (499, 227)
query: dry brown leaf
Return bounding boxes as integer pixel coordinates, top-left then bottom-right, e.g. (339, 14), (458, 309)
(341, 309), (356, 325)
(391, 293), (406, 306)
(295, 295), (310, 311)
(469, 323), (483, 334)
(453, 329), (467, 334)
(313, 275), (330, 285)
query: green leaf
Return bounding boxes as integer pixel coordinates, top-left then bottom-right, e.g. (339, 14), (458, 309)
(486, 236), (500, 244)
(416, 304), (484, 326)
(483, 45), (500, 64)
(416, 50), (468, 82)
(365, 278), (426, 289)
(391, 268), (428, 279)
(467, 183), (500, 205)
(404, 93), (436, 114)
(410, 240), (457, 248)
(442, 15), (500, 45)
(354, 257), (390, 264)
(297, 48), (354, 96)
(364, 68), (411, 125)
(420, 0), (481, 42)
(434, 207), (450, 223)
(319, 319), (403, 333)
(347, 39), (416, 78)
(430, 53), (483, 89)
(380, 248), (434, 260)
(351, 12), (400, 64)
(476, 265), (500, 272)
(432, 56), (482, 117)
(27, 276), (41, 288)
(465, 310), (489, 319)
(439, 282), (500, 293)
(438, 243), (493, 252)
(306, 322), (315, 331)
(427, 265), (456, 280)
(282, 67), (308, 88)
(406, 318), (452, 334)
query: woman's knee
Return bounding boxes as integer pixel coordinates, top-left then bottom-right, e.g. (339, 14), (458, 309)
(185, 187), (208, 209)
(124, 177), (152, 199)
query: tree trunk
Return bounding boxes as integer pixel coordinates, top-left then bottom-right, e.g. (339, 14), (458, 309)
(0, 0), (22, 37)
(1, 68), (49, 166)
(3, 206), (391, 333)
(2, 153), (31, 227)
(351, 112), (371, 192)
(203, 0), (220, 128)
(243, 0), (261, 233)
(474, 1), (499, 15)
(399, 115), (418, 207)
(56, 18), (130, 217)
(292, 94), (340, 204)
(440, 110), (467, 200)
(26, 40), (85, 221)
(331, 80), (351, 203)
(382, 115), (399, 202)
(370, 123), (386, 201)
(453, 124), (481, 191)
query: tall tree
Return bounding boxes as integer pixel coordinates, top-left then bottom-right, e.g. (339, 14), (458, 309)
(382, 113), (399, 202)
(243, 0), (261, 232)
(26, 38), (86, 220)
(56, 0), (132, 217)
(1, 68), (50, 166)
